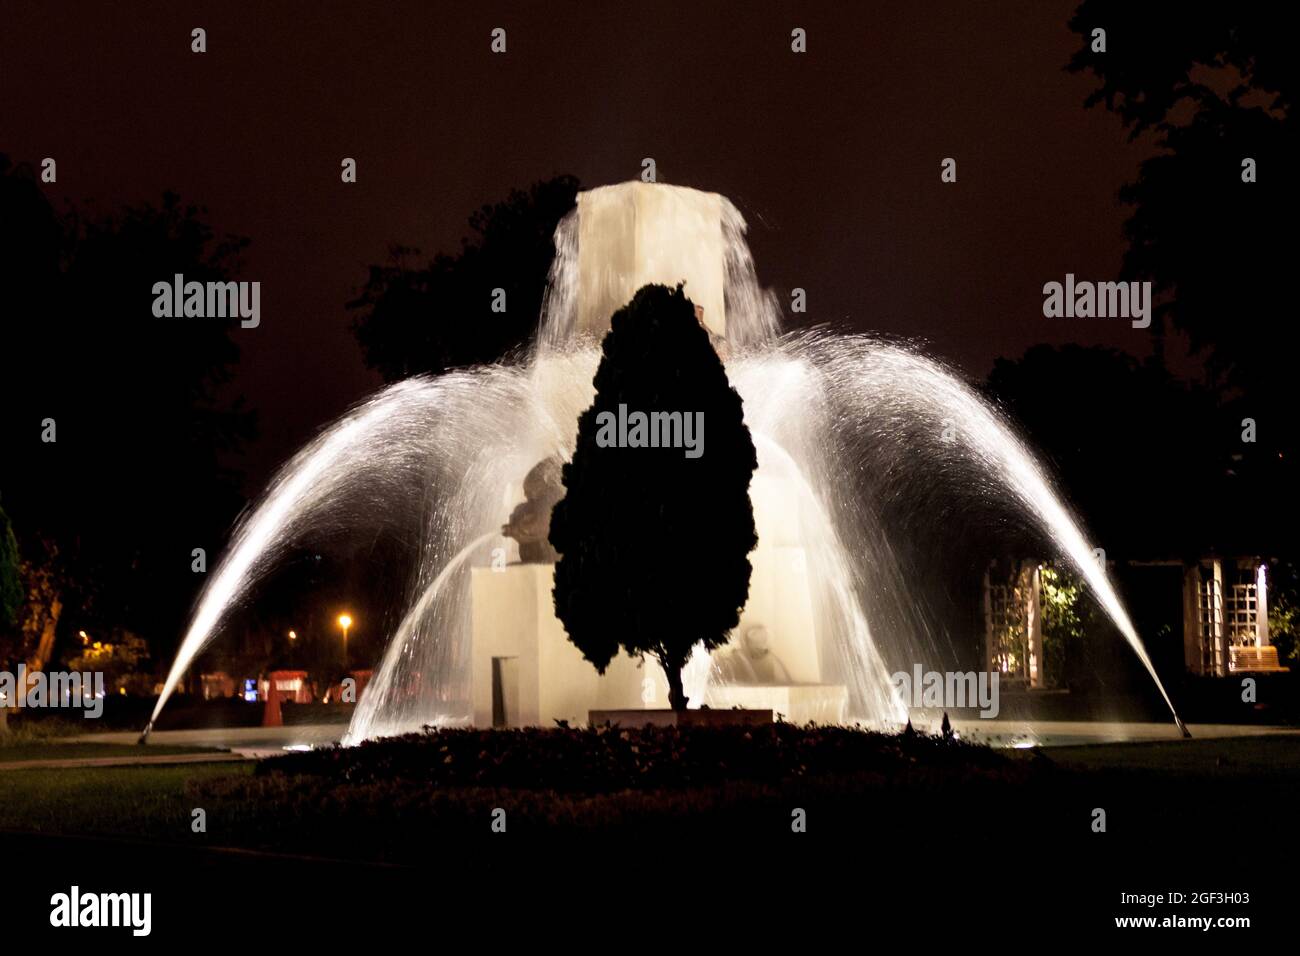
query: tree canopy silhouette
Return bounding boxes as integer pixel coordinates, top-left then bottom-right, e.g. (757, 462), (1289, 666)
(0, 503), (20, 633)
(986, 345), (1226, 555)
(349, 175), (579, 380)
(549, 284), (758, 711)
(0, 154), (253, 670)
(1068, 3), (1297, 546)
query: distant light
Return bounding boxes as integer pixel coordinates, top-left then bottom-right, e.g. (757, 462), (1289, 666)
(283, 744), (313, 752)
(1013, 739), (1038, 749)
(288, 630), (297, 640)
(337, 614), (353, 630)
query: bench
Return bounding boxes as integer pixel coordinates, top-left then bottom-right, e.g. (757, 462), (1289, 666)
(1228, 645), (1290, 673)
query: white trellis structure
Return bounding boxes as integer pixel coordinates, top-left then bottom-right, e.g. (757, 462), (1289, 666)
(983, 559), (1044, 688)
(1184, 557), (1271, 676)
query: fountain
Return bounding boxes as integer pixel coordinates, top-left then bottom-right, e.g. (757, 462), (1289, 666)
(143, 180), (1187, 745)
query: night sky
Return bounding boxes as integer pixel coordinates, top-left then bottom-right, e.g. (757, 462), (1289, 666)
(2, 0), (1167, 489)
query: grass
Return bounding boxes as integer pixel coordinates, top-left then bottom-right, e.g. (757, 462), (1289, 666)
(1, 729), (1297, 862)
(1047, 733), (1300, 779)
(0, 716), (96, 743)
(0, 741), (229, 763)
(0, 763), (253, 840)
(0, 724), (1031, 859)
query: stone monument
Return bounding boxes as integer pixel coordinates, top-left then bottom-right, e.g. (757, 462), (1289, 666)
(469, 181), (846, 728)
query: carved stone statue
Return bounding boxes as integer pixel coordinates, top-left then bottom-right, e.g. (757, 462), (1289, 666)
(501, 456), (565, 563)
(714, 625), (793, 685)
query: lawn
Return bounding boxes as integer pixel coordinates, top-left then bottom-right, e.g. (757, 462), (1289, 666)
(0, 763), (253, 840)
(0, 741), (229, 763)
(1047, 734), (1300, 779)
(1, 728), (1297, 863)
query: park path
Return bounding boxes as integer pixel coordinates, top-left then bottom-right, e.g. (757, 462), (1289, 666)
(0, 722), (346, 771)
(0, 751), (252, 771)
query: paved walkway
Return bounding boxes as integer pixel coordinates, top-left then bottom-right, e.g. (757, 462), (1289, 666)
(72, 723), (346, 754)
(942, 719), (1300, 747)
(0, 723), (346, 771)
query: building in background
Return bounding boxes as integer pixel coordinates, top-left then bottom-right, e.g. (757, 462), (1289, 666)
(984, 555), (1287, 684)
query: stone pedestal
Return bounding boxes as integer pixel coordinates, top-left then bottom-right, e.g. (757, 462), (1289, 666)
(589, 708), (773, 729)
(470, 539), (839, 727)
(471, 564), (647, 728)
(704, 684), (848, 725)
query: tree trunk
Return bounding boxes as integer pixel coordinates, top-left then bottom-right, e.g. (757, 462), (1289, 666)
(26, 594), (61, 673)
(665, 660), (687, 712)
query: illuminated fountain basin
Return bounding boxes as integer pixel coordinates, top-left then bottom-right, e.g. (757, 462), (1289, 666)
(145, 181), (1185, 744)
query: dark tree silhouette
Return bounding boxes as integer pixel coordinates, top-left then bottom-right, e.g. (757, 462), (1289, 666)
(349, 175), (579, 380)
(0, 503), (20, 632)
(985, 345), (1224, 555)
(0, 154), (253, 670)
(1068, 3), (1297, 548)
(549, 285), (758, 711)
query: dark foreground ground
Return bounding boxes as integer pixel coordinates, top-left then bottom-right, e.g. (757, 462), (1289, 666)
(2, 725), (1293, 941)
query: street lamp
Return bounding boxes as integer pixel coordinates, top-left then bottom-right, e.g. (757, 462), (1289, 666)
(337, 613), (353, 666)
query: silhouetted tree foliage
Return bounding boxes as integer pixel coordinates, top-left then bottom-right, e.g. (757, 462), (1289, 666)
(0, 503), (20, 631)
(1068, 2), (1297, 548)
(349, 176), (579, 380)
(0, 154), (253, 669)
(986, 345), (1226, 556)
(549, 285), (757, 710)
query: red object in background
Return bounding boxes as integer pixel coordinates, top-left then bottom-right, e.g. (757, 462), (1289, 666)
(262, 670), (312, 727)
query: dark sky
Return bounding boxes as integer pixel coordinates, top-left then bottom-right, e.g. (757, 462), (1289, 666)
(2, 0), (1171, 489)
